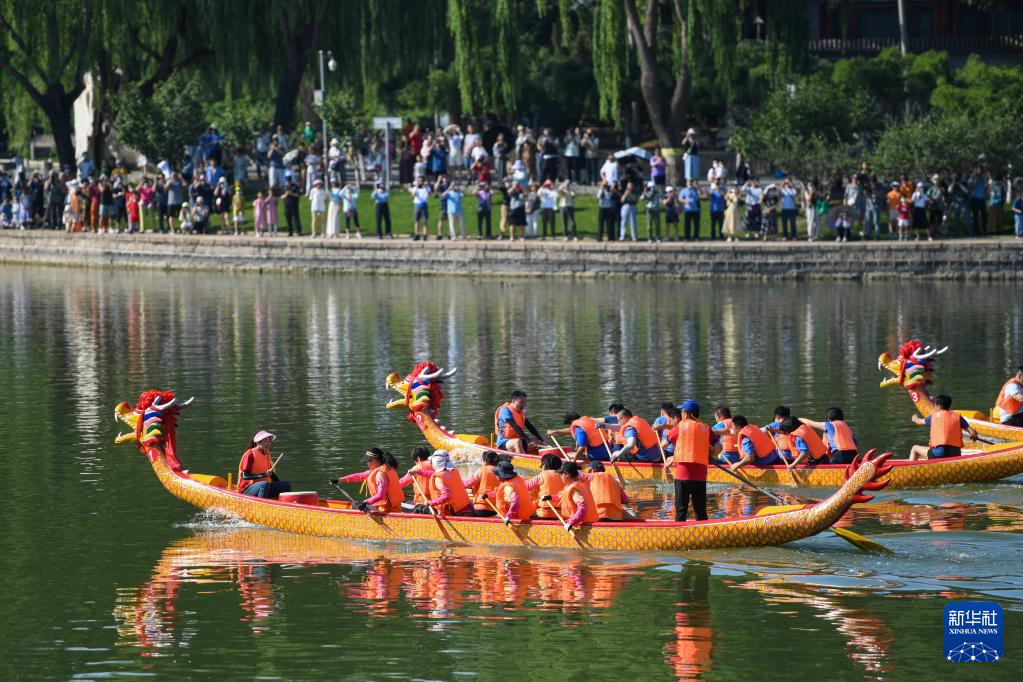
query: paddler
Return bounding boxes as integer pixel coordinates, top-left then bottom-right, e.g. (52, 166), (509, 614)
(652, 402), (676, 457)
(494, 390), (546, 454)
(237, 429), (292, 499)
(908, 394), (978, 460)
(598, 408), (661, 462)
(777, 416), (830, 469)
(764, 405), (793, 463)
(424, 450), (475, 515)
(546, 412), (611, 461)
(797, 407), (859, 463)
(711, 404), (738, 464)
(464, 450), (501, 516)
(398, 445), (433, 513)
(525, 454), (566, 519)
(994, 366), (1023, 427)
(727, 415), (781, 471)
(541, 461), (598, 531)
(480, 460), (536, 524)
(581, 461), (629, 521)
(337, 448), (404, 512)
(664, 402), (720, 522)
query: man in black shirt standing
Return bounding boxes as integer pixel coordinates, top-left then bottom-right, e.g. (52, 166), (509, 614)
(284, 179), (302, 236)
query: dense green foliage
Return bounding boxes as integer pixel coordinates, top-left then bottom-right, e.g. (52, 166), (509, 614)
(2, 1), (1022, 179)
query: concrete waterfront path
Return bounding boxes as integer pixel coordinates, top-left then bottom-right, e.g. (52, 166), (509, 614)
(1, 230), (1021, 280)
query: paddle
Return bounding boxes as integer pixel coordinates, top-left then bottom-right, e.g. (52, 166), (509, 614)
(963, 429), (997, 446)
(597, 428), (628, 487)
(483, 495), (513, 526)
(550, 435), (573, 461)
(710, 460), (890, 553)
(408, 471), (439, 518)
(328, 477), (370, 513)
(545, 500), (576, 535)
(656, 438), (673, 480)
(767, 431), (801, 486)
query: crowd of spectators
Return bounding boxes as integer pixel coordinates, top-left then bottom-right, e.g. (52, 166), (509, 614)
(3, 120), (1021, 243)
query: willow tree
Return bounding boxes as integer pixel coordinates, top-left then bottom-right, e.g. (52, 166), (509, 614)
(594, 0), (808, 183)
(0, 0), (96, 166)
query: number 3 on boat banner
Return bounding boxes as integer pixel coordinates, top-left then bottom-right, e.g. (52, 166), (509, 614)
(944, 602), (1002, 663)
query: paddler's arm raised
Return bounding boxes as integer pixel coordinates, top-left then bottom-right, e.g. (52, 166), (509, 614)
(339, 470), (373, 483)
(798, 417), (827, 431)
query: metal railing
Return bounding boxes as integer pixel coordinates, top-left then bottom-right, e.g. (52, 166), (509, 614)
(809, 34), (1023, 55)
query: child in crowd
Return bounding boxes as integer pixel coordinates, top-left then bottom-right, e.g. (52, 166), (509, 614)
(341, 182), (361, 238)
(253, 191), (266, 237)
(126, 186), (140, 234)
(265, 187), (278, 235)
(232, 182), (244, 235)
(179, 203), (193, 235)
(897, 194), (912, 242)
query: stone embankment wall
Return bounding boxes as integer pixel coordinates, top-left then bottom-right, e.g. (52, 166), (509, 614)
(1, 231), (1020, 279)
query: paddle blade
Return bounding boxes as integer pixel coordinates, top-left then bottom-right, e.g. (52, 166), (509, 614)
(830, 527), (893, 554)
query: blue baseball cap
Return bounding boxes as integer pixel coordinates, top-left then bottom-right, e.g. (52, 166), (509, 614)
(678, 400), (700, 415)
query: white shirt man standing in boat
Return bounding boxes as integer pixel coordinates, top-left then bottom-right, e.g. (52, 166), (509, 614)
(995, 366), (1023, 427)
(237, 430), (292, 499)
(494, 390), (545, 454)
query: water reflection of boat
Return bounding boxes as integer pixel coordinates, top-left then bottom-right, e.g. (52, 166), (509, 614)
(113, 528), (648, 651)
(115, 391), (890, 552)
(387, 364), (1018, 489)
(736, 579), (894, 676)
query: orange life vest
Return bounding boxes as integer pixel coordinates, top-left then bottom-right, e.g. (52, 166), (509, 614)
(429, 468), (472, 514)
(495, 402), (526, 440)
(408, 463), (435, 504)
(237, 447), (271, 494)
(588, 472), (624, 520)
(996, 379), (1023, 417)
(929, 411), (963, 448)
(825, 420), (857, 452)
(791, 424), (829, 460)
(674, 420), (711, 473)
(717, 418), (736, 452)
(771, 424), (791, 453)
(571, 416), (604, 448)
(368, 466), (405, 513)
(738, 425), (775, 458)
(622, 415), (659, 453)
(472, 465), (501, 511)
(534, 470), (565, 519)
(560, 480), (599, 524)
(496, 475), (537, 520)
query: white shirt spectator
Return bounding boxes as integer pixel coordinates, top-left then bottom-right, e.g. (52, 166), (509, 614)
(538, 187), (557, 210)
(600, 158), (619, 185)
(308, 185), (327, 212)
(463, 131), (480, 159)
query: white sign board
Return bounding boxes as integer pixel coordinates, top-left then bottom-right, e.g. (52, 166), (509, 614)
(372, 117), (402, 130)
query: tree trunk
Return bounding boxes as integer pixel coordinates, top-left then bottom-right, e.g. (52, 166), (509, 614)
(272, 48), (305, 131)
(44, 91), (77, 169)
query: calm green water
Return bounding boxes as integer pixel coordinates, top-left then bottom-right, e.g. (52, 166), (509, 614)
(1, 265), (1021, 681)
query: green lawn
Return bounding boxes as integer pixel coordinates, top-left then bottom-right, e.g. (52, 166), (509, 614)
(207, 186), (1016, 240)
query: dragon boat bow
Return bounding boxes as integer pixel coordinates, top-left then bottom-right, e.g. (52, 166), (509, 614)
(116, 389), (890, 552)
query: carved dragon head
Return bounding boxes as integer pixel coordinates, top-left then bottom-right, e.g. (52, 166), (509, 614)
(385, 362), (457, 420)
(114, 390), (194, 469)
(877, 340), (947, 390)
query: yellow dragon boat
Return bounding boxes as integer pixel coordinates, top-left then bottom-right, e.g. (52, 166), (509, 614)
(114, 388), (889, 553)
(386, 358), (1023, 489)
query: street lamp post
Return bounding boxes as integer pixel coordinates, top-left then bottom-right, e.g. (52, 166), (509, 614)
(317, 50), (337, 165)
